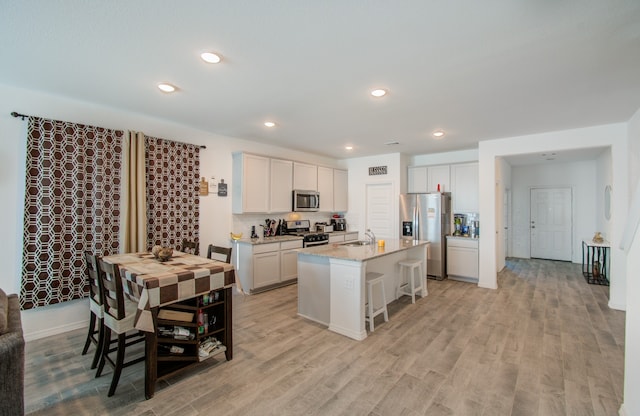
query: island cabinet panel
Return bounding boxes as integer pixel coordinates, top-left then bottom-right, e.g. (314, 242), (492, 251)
(270, 158), (293, 212)
(297, 240), (429, 341)
(293, 162), (318, 191)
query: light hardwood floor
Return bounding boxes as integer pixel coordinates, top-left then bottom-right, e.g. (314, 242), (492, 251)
(24, 258), (625, 415)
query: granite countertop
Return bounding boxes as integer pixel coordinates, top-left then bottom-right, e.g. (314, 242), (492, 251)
(235, 235), (303, 245)
(297, 239), (429, 262)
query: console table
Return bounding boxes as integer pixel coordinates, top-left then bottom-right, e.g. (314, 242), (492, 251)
(581, 239), (610, 285)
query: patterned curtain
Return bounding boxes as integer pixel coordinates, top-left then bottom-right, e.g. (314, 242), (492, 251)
(21, 117), (123, 309)
(145, 135), (200, 250)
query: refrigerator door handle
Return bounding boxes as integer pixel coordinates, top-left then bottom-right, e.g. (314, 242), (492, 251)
(414, 206), (419, 241)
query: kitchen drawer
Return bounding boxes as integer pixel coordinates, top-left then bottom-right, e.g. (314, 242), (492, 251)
(447, 237), (478, 249)
(253, 242), (281, 254)
(344, 232), (359, 242)
(281, 240), (303, 250)
(329, 234), (345, 243)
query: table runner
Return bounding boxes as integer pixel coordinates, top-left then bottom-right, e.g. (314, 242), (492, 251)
(102, 251), (235, 332)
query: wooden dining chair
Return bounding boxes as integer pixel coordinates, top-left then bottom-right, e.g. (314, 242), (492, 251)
(181, 239), (199, 256)
(96, 259), (145, 397)
(207, 244), (232, 263)
(81, 252), (104, 370)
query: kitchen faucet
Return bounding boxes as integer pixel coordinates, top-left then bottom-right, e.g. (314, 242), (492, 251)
(365, 229), (376, 245)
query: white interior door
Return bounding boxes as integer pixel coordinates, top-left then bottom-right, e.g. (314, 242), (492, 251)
(530, 187), (572, 261)
(366, 183), (393, 240)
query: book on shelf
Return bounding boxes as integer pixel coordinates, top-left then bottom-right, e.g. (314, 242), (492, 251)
(158, 309), (194, 322)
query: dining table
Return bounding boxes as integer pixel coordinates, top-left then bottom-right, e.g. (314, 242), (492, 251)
(102, 250), (236, 399)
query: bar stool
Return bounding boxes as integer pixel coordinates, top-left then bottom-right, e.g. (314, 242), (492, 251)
(365, 272), (389, 332)
(397, 259), (426, 304)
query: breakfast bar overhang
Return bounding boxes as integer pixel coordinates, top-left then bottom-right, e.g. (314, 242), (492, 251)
(297, 239), (430, 340)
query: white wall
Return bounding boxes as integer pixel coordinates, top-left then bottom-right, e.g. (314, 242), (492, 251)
(621, 107), (640, 416)
(496, 157), (512, 271)
(478, 123), (628, 307)
(345, 153), (403, 238)
(0, 83), (343, 340)
(510, 160), (597, 264)
(411, 148), (478, 166)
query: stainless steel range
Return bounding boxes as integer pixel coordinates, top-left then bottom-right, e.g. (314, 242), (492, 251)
(284, 220), (329, 247)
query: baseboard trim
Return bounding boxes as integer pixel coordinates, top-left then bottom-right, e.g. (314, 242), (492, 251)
(608, 301), (626, 311)
(24, 319), (88, 342)
(619, 403), (627, 416)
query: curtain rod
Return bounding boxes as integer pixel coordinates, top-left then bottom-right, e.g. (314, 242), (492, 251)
(11, 111), (206, 149)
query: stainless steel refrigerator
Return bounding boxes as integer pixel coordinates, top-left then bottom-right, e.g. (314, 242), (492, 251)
(400, 193), (452, 280)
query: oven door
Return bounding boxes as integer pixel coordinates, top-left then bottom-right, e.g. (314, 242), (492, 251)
(303, 240), (329, 248)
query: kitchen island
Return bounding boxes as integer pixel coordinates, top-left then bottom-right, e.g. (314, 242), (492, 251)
(297, 239), (429, 340)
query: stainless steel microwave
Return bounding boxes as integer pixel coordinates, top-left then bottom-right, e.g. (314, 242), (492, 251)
(292, 190), (320, 212)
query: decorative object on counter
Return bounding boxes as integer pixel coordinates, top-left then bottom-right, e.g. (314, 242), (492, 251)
(378, 239), (385, 247)
(157, 247), (174, 262)
(250, 226), (258, 241)
(151, 245), (174, 261)
(592, 232), (604, 244)
(230, 232), (243, 241)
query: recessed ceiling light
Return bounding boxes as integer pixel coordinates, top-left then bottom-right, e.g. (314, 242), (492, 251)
(345, 146), (353, 150)
(432, 130), (445, 138)
(264, 121), (276, 127)
(157, 83), (176, 93)
(200, 52), (222, 64)
(370, 89), (387, 97)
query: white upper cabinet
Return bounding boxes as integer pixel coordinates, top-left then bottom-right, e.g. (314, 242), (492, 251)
(451, 162), (479, 213)
(427, 165), (450, 193)
(317, 166), (334, 212)
(233, 153), (348, 214)
(269, 159), (293, 212)
(333, 169), (348, 212)
(408, 165), (449, 193)
(232, 153), (270, 213)
(407, 166), (428, 193)
(293, 162), (318, 191)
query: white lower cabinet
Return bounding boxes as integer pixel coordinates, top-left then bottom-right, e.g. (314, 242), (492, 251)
(447, 237), (478, 282)
(280, 240), (302, 281)
(345, 232), (358, 242)
(328, 232), (359, 244)
(236, 239), (303, 293)
(253, 250), (280, 288)
(329, 234), (344, 243)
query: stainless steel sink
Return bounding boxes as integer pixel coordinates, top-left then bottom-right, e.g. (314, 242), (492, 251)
(342, 240), (371, 246)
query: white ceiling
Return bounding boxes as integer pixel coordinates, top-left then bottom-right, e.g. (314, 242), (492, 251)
(2, 1), (640, 160)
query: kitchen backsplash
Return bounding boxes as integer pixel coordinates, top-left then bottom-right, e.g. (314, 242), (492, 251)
(232, 213), (345, 237)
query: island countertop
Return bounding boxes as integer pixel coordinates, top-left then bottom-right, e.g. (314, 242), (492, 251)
(298, 239), (429, 262)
